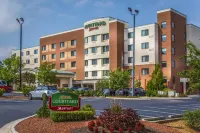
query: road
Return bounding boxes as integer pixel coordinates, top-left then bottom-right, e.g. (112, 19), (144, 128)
(0, 94), (200, 128)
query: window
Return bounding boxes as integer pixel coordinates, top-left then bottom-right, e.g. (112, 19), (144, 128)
(92, 59), (97, 65)
(128, 32), (133, 38)
(52, 54), (56, 59)
(60, 63), (65, 68)
(71, 61), (76, 67)
(141, 29), (149, 36)
(163, 77), (167, 83)
(60, 52), (65, 58)
(102, 34), (109, 40)
(172, 48), (175, 55)
(34, 49), (38, 54)
(172, 34), (175, 41)
(52, 44), (56, 49)
(103, 70), (109, 76)
(172, 21), (175, 28)
(84, 37), (88, 43)
(84, 49), (88, 55)
(103, 46), (109, 52)
(42, 45), (46, 51)
(42, 55), (46, 60)
(128, 57), (133, 63)
(162, 61), (167, 67)
(161, 22), (166, 28)
(142, 68), (149, 75)
(162, 48), (166, 54)
(128, 45), (133, 51)
(34, 58), (38, 63)
(92, 71), (97, 76)
(85, 72), (88, 77)
(60, 42), (65, 48)
(103, 58), (109, 64)
(71, 50), (76, 56)
(26, 60), (30, 64)
(172, 61), (175, 68)
(142, 55), (149, 62)
(91, 47), (97, 53)
(52, 64), (56, 69)
(91, 35), (97, 41)
(71, 40), (76, 46)
(85, 60), (88, 66)
(141, 42), (149, 49)
(162, 34), (166, 42)
(26, 51), (30, 55)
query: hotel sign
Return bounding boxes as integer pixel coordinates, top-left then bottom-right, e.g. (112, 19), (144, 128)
(85, 21), (106, 31)
(49, 92), (80, 111)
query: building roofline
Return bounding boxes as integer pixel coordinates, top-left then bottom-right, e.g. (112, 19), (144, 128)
(157, 8), (187, 18)
(187, 24), (200, 30)
(12, 45), (40, 52)
(127, 23), (158, 29)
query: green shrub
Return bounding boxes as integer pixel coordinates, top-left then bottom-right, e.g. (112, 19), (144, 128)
(36, 105), (50, 118)
(146, 89), (157, 97)
(50, 111), (94, 122)
(80, 90), (85, 96)
(183, 110), (200, 130)
(61, 88), (73, 93)
(89, 90), (94, 96)
(0, 89), (5, 96)
(74, 90), (80, 95)
(82, 104), (95, 115)
(179, 93), (187, 97)
(22, 86), (34, 96)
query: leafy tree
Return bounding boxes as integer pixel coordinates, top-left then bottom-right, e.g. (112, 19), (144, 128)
(109, 68), (130, 91)
(37, 62), (57, 85)
(134, 79), (141, 88)
(22, 71), (36, 86)
(178, 42), (200, 93)
(96, 78), (109, 92)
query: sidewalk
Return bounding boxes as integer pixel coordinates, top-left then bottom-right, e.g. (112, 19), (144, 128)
(106, 96), (192, 100)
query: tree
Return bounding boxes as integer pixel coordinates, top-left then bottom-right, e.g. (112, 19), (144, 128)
(135, 79), (141, 88)
(37, 62), (57, 85)
(96, 78), (109, 92)
(22, 71), (36, 86)
(109, 68), (130, 91)
(178, 42), (200, 92)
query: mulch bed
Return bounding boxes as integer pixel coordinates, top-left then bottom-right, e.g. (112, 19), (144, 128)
(0, 96), (28, 100)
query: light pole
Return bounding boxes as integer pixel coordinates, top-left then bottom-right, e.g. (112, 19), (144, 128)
(128, 8), (139, 96)
(16, 18), (24, 90)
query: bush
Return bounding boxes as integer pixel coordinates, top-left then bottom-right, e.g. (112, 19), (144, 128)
(179, 93), (187, 97)
(183, 109), (200, 130)
(36, 105), (50, 118)
(82, 104), (95, 115)
(83, 91), (90, 96)
(73, 90), (80, 95)
(50, 111), (94, 122)
(61, 88), (73, 93)
(146, 89), (157, 97)
(0, 89), (5, 96)
(22, 86), (34, 96)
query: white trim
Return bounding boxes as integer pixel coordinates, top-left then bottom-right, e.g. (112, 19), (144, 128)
(40, 27), (84, 39)
(109, 19), (128, 25)
(157, 8), (187, 18)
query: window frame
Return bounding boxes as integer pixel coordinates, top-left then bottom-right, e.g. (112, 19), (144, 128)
(26, 59), (30, 64)
(85, 72), (88, 77)
(84, 49), (88, 55)
(162, 61), (167, 67)
(42, 45), (46, 51)
(71, 50), (76, 56)
(34, 58), (38, 63)
(161, 48), (167, 55)
(141, 68), (149, 75)
(60, 63), (65, 68)
(91, 35), (97, 41)
(128, 32), (133, 38)
(71, 40), (76, 46)
(161, 21), (166, 28)
(85, 60), (88, 66)
(128, 45), (133, 51)
(34, 49), (38, 54)
(102, 34), (109, 40)
(141, 42), (149, 49)
(52, 44), (56, 49)
(26, 51), (30, 55)
(128, 57), (133, 63)
(92, 71), (98, 76)
(103, 46), (109, 52)
(162, 34), (167, 42)
(60, 42), (65, 48)
(141, 29), (149, 36)
(103, 58), (109, 64)
(92, 59), (97, 65)
(142, 55), (149, 62)
(71, 61), (76, 67)
(91, 47), (97, 53)
(172, 48), (175, 55)
(60, 52), (65, 58)
(172, 61), (175, 68)
(42, 55), (46, 60)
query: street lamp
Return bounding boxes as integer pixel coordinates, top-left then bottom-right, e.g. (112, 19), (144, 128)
(16, 18), (24, 90)
(128, 7), (139, 96)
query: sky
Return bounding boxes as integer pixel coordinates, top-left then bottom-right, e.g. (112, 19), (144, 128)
(0, 0), (200, 60)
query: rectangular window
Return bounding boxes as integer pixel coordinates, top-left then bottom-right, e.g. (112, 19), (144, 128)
(92, 71), (97, 76)
(34, 49), (38, 54)
(84, 37), (88, 43)
(161, 22), (166, 28)
(60, 42), (65, 48)
(85, 60), (88, 66)
(85, 72), (88, 77)
(142, 55), (149, 62)
(71, 40), (76, 46)
(172, 48), (175, 55)
(162, 48), (166, 54)
(102, 34), (109, 40)
(52, 64), (56, 69)
(60, 52), (65, 58)
(103, 58), (109, 64)
(103, 46), (109, 52)
(141, 29), (149, 36)
(172, 34), (175, 41)
(52, 54), (56, 59)
(172, 21), (175, 28)
(91, 47), (97, 53)
(26, 51), (30, 55)
(34, 58), (38, 63)
(91, 35), (97, 41)
(103, 70), (109, 76)
(92, 59), (97, 65)
(71, 61), (76, 67)
(60, 63), (65, 68)
(172, 61), (175, 68)
(84, 49), (88, 55)
(162, 34), (166, 42)
(52, 44), (56, 49)
(71, 50), (76, 56)
(26, 60), (30, 64)
(142, 68), (149, 75)
(42, 45), (46, 51)
(162, 61), (167, 67)
(128, 45), (133, 51)
(42, 55), (46, 60)
(141, 42), (149, 49)
(128, 57), (133, 63)
(128, 32), (133, 38)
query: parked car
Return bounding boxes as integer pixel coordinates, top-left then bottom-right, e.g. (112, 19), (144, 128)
(129, 88), (146, 96)
(0, 80), (13, 93)
(77, 87), (91, 91)
(116, 88), (129, 96)
(70, 86), (79, 91)
(103, 88), (115, 96)
(28, 86), (59, 100)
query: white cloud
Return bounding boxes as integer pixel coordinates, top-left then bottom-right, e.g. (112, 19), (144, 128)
(0, 0), (22, 33)
(93, 0), (114, 7)
(0, 45), (16, 61)
(75, 0), (89, 6)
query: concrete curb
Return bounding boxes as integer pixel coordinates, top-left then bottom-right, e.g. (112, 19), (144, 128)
(168, 114), (182, 118)
(142, 116), (165, 121)
(105, 97), (192, 100)
(0, 114), (36, 133)
(151, 118), (182, 123)
(106, 97), (151, 100)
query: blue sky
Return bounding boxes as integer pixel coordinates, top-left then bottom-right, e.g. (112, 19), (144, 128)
(0, 0), (200, 60)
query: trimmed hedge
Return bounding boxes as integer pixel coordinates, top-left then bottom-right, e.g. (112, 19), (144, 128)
(0, 89), (5, 96)
(50, 111), (94, 122)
